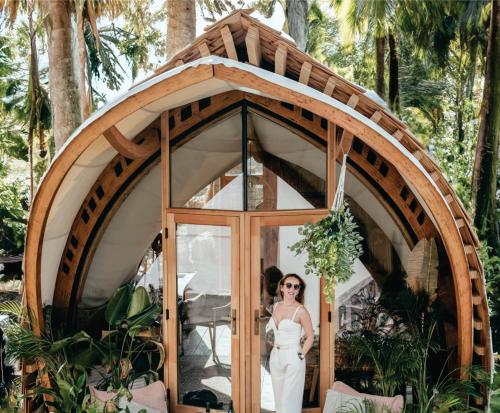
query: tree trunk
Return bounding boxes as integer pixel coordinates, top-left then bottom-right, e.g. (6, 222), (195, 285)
(45, 0), (82, 151)
(375, 36), (386, 100)
(286, 0), (308, 52)
(166, 0), (196, 60)
(472, 0), (500, 252)
(77, 6), (90, 120)
(388, 32), (399, 112)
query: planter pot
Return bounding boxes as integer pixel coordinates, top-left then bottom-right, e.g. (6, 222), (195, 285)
(90, 380), (168, 413)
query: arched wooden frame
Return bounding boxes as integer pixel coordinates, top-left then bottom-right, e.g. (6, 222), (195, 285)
(24, 63), (483, 377)
(53, 90), (440, 327)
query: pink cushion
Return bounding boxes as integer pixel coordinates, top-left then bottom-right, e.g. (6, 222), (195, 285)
(90, 380), (168, 412)
(331, 381), (404, 413)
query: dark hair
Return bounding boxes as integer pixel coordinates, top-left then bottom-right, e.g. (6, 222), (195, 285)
(279, 273), (306, 304)
(264, 266), (284, 295)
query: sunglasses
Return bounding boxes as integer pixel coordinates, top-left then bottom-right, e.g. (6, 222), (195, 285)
(285, 282), (301, 290)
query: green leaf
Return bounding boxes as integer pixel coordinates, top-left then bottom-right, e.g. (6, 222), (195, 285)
(105, 284), (134, 326)
(127, 286), (151, 318)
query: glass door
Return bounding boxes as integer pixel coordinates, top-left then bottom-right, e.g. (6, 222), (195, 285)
(249, 212), (334, 413)
(165, 212), (241, 412)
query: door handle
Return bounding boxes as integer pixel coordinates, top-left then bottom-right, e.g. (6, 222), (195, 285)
(232, 308), (237, 335)
(254, 309), (269, 335)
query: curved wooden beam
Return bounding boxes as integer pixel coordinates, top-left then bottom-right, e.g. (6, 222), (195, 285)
(24, 64), (213, 333)
(103, 125), (159, 159)
(24, 63), (481, 375)
(212, 63), (474, 369)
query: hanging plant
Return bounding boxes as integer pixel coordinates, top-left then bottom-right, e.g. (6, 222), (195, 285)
(290, 202), (363, 303)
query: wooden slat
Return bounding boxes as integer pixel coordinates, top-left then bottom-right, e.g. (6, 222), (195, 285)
(474, 318), (484, 330)
(474, 345), (486, 356)
(103, 125), (159, 159)
(412, 150), (424, 161)
(464, 244), (475, 255)
(346, 94), (359, 108)
(299, 61), (312, 84)
(327, 122), (336, 208)
(470, 269), (479, 280)
(245, 26), (261, 67)
(174, 59), (184, 67)
(339, 131), (354, 155)
(323, 76), (337, 96)
(445, 194), (454, 204)
(198, 41), (211, 57)
(456, 218), (466, 228)
(370, 110), (382, 123)
(220, 25), (238, 60)
(431, 171), (440, 181)
(393, 130), (404, 141)
(274, 42), (288, 76)
(472, 294), (482, 305)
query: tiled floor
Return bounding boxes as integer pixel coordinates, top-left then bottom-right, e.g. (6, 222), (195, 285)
(177, 323), (318, 412)
(178, 323), (277, 412)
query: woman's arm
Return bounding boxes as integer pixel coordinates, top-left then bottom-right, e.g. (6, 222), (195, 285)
(298, 307), (314, 356)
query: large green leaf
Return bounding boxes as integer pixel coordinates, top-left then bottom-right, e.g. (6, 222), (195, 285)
(127, 286), (151, 318)
(127, 303), (161, 331)
(105, 283), (133, 326)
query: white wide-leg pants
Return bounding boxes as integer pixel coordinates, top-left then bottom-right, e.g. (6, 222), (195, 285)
(269, 347), (306, 413)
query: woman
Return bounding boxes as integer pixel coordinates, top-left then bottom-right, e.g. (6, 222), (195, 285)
(266, 274), (314, 413)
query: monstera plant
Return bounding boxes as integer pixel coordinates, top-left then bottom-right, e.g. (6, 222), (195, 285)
(290, 202), (363, 302)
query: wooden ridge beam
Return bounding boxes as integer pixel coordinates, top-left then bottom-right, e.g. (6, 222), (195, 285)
(245, 25), (261, 66)
(221, 25), (238, 60)
(274, 42), (288, 76)
(299, 61), (312, 85)
(104, 126), (159, 159)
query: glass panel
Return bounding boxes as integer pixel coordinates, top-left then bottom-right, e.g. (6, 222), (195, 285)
(259, 224), (321, 412)
(171, 113), (243, 210)
(247, 112), (326, 210)
(334, 198), (406, 389)
(176, 224), (232, 408)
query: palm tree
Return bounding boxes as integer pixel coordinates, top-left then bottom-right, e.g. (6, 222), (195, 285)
(166, 0), (196, 59)
(254, 0), (309, 52)
(472, 0), (500, 253)
(336, 0), (398, 108)
(43, 0), (83, 151)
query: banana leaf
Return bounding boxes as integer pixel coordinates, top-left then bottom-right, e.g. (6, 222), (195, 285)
(105, 284), (133, 326)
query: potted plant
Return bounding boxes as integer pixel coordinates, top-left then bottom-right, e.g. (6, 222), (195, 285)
(290, 201), (363, 302)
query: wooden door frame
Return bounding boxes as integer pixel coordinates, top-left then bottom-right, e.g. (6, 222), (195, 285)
(247, 211), (334, 413)
(164, 211), (241, 413)
(163, 209), (335, 413)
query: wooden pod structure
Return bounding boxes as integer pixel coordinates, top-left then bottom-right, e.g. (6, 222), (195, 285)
(24, 11), (491, 411)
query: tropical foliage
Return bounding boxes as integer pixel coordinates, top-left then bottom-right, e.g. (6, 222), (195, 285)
(336, 286), (489, 412)
(0, 0), (498, 409)
(290, 203), (363, 302)
(0, 283), (163, 412)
